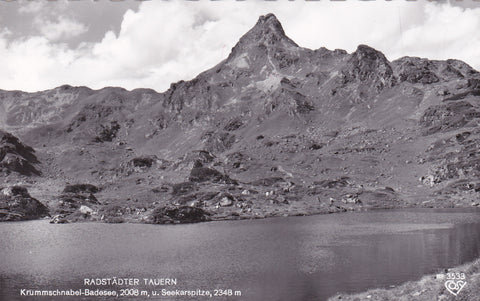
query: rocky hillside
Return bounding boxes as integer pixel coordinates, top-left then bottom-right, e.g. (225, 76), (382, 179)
(1, 14), (479, 223)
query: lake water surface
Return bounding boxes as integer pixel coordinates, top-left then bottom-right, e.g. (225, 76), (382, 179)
(1, 208), (480, 300)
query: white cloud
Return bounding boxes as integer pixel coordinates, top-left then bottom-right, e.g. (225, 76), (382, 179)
(396, 4), (480, 63)
(1, 1), (480, 92)
(18, 1), (45, 14)
(36, 17), (88, 41)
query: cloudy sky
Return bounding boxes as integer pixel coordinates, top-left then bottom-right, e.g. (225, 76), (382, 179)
(0, 0), (479, 92)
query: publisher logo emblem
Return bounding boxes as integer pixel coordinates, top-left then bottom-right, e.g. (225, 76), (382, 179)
(444, 279), (467, 296)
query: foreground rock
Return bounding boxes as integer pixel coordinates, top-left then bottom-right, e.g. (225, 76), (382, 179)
(0, 186), (49, 221)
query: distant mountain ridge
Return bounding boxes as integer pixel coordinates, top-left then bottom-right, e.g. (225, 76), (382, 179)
(1, 14), (480, 223)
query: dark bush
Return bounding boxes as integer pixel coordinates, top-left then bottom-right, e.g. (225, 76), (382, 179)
(151, 206), (210, 224)
(132, 157), (155, 168)
(63, 184), (99, 194)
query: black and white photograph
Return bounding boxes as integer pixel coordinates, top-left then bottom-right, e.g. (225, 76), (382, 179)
(1, 0), (480, 300)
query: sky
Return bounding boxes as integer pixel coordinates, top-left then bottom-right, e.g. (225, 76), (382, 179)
(0, 0), (479, 92)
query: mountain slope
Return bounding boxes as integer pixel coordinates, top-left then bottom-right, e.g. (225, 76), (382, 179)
(1, 13), (479, 222)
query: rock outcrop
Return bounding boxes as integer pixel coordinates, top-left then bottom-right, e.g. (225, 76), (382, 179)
(0, 131), (40, 176)
(0, 186), (48, 221)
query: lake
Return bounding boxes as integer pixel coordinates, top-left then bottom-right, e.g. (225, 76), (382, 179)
(1, 208), (480, 300)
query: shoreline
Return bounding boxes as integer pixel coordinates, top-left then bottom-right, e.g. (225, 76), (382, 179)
(329, 257), (480, 301)
(2, 202), (479, 224)
(59, 203), (480, 224)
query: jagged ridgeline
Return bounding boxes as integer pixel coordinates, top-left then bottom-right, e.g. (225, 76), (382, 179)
(1, 14), (479, 223)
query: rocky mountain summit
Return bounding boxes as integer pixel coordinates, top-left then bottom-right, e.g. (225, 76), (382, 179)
(1, 14), (479, 223)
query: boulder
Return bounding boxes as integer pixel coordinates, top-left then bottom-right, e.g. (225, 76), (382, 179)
(50, 214), (68, 224)
(79, 205), (93, 215)
(219, 196), (233, 207)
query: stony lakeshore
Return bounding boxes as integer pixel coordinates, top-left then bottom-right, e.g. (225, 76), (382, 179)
(329, 258), (480, 301)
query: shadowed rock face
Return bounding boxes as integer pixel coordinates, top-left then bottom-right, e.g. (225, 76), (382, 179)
(1, 13), (480, 223)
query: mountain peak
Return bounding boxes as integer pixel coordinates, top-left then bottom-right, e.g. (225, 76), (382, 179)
(255, 13), (284, 34)
(352, 45), (388, 61)
(248, 13), (297, 47)
(226, 13), (298, 62)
